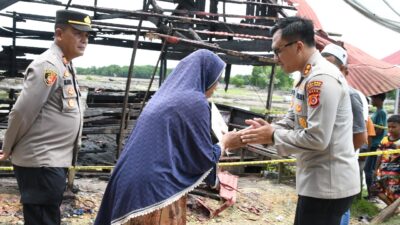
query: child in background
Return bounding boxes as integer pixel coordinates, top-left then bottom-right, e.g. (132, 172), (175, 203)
(373, 114), (400, 205)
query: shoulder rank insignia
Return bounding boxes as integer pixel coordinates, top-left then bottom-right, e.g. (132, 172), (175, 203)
(44, 70), (57, 86)
(303, 64), (312, 75)
(62, 56), (68, 65)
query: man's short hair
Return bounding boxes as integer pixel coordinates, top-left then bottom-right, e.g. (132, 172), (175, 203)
(371, 93), (386, 101)
(388, 114), (400, 124)
(270, 16), (315, 47)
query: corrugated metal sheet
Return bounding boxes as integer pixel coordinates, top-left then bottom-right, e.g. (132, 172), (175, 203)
(287, 0), (323, 30)
(288, 0), (400, 96)
(383, 50), (400, 65)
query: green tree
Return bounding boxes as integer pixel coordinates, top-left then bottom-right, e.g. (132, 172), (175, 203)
(249, 66), (268, 89)
(231, 76), (245, 87)
(250, 66), (293, 90)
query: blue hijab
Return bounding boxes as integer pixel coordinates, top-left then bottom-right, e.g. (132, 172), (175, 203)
(95, 49), (226, 225)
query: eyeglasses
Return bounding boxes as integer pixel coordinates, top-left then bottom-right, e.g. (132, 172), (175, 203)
(272, 41), (298, 55)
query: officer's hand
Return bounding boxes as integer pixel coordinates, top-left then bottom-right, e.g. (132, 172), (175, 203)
(244, 118), (268, 129)
(0, 150), (10, 161)
(240, 121), (275, 145)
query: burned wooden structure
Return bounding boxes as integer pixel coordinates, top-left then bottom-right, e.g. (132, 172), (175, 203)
(0, 0), (296, 170)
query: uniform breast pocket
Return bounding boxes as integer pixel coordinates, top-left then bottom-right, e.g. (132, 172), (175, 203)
(61, 84), (78, 113)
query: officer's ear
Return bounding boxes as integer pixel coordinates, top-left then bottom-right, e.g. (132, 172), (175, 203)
(55, 28), (62, 40)
(296, 41), (304, 54)
(340, 65), (349, 76)
(54, 24), (67, 41)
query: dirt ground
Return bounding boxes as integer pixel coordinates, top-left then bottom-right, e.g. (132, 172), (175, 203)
(0, 174), (370, 225)
(0, 175), (297, 225)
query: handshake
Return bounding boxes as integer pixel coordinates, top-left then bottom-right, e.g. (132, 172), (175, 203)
(221, 118), (275, 151)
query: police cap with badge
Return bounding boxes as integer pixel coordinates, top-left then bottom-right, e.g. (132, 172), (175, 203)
(55, 9), (93, 32)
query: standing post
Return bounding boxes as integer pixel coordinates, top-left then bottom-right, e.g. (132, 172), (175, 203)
(11, 11), (17, 77)
(116, 0), (148, 159)
(265, 64), (276, 120)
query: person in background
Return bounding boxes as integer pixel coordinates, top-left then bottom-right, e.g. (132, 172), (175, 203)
(321, 43), (367, 225)
(359, 97), (376, 197)
(0, 10), (92, 225)
(364, 93), (387, 199)
(94, 49), (230, 225)
(238, 16), (360, 225)
(373, 114), (400, 205)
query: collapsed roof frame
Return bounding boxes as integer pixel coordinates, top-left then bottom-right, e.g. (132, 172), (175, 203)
(0, 0), (294, 156)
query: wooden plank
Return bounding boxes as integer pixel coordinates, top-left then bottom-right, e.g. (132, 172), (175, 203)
(370, 198), (400, 224)
(87, 103), (143, 108)
(82, 126), (134, 135)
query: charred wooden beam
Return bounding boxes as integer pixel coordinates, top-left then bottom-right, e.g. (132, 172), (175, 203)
(173, 22), (270, 36)
(148, 32), (274, 64)
(0, 0), (20, 11)
(0, 26), (163, 51)
(86, 103), (144, 108)
(164, 52), (273, 66)
(1, 45), (46, 56)
(174, 27), (271, 40)
(1, 12), (155, 36)
(187, 28), (202, 41)
(168, 39), (272, 52)
(161, 7), (277, 21)
(82, 126), (135, 135)
(221, 0), (296, 10)
(22, 1), (272, 31)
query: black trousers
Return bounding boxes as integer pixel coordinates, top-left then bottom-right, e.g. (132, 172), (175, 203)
(294, 195), (355, 225)
(13, 165), (68, 225)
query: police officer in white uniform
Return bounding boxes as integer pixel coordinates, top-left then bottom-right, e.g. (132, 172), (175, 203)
(240, 17), (360, 225)
(0, 10), (92, 225)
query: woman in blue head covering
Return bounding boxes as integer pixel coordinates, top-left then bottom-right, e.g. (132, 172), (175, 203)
(95, 49), (226, 225)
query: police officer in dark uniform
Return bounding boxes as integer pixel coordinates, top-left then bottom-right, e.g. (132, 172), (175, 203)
(0, 9), (93, 225)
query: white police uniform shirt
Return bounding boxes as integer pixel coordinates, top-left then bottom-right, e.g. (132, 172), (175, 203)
(273, 51), (360, 199)
(2, 43), (83, 167)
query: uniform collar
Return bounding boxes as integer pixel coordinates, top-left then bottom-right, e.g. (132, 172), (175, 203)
(301, 51), (322, 77)
(51, 43), (70, 66)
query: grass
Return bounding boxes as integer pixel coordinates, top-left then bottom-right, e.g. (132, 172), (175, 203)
(0, 90), (8, 99)
(84, 75), (95, 81)
(249, 106), (288, 115)
(215, 87), (257, 96)
(350, 189), (400, 224)
(350, 198), (380, 218)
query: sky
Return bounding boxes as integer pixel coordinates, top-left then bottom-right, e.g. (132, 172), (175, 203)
(0, 0), (399, 75)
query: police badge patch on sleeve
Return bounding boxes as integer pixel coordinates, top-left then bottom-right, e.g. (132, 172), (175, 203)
(307, 81), (323, 108)
(44, 69), (57, 86)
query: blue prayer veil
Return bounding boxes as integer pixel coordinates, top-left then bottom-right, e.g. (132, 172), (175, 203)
(95, 49), (226, 225)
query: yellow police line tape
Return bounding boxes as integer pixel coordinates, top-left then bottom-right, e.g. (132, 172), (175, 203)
(1, 149), (400, 171)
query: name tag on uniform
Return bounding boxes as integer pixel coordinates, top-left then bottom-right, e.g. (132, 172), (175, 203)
(296, 93), (304, 100)
(64, 80), (72, 85)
